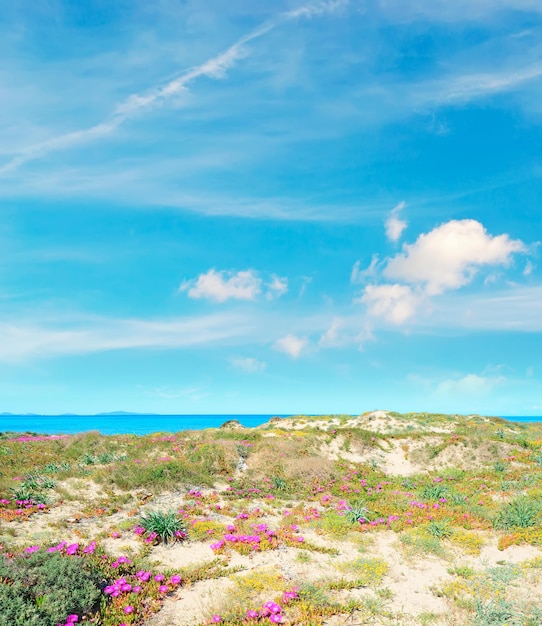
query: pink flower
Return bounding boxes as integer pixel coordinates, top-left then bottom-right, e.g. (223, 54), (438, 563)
(212, 615), (222, 623)
(170, 575), (182, 585)
(154, 574), (165, 581)
(158, 584), (169, 593)
(25, 545), (41, 553)
(123, 606), (134, 614)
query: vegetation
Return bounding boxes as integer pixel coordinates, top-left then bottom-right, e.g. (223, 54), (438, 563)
(1, 412), (542, 624)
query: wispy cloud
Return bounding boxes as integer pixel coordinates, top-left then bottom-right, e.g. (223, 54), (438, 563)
(385, 201), (407, 243)
(0, 1), (349, 176)
(0, 313), (251, 363)
(231, 356), (267, 373)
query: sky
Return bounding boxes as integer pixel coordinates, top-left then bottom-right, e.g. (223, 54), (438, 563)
(1, 0), (542, 416)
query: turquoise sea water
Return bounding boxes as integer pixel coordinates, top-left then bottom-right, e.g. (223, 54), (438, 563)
(0, 414), (541, 436)
(0, 414), (288, 435)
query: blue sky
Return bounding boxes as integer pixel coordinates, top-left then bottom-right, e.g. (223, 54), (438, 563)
(1, 0), (542, 416)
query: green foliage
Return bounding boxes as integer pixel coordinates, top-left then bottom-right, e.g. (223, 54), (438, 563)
(493, 497), (541, 530)
(139, 510), (186, 544)
(345, 500), (371, 524)
(419, 483), (449, 501)
(425, 520), (453, 539)
(493, 461), (506, 473)
(271, 476), (288, 491)
(0, 551), (102, 626)
(473, 599), (521, 626)
(23, 473), (56, 490)
(41, 462), (72, 474)
(10, 486), (48, 504)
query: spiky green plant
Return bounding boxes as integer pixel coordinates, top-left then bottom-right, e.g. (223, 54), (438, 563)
(10, 487), (48, 504)
(345, 500), (370, 524)
(419, 483), (449, 501)
(493, 497), (541, 530)
(426, 520), (453, 539)
(138, 510), (187, 545)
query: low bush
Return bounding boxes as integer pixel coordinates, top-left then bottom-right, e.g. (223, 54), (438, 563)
(0, 551), (102, 626)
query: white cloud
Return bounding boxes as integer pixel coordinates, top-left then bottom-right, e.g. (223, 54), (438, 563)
(384, 219), (526, 295)
(359, 283), (420, 324)
(351, 255), (379, 284)
(180, 269), (288, 302)
(231, 357), (267, 373)
(180, 269), (262, 302)
(523, 260), (535, 276)
(266, 275), (288, 299)
(274, 334), (307, 358)
(436, 373), (505, 395)
(319, 318), (342, 347)
(385, 201), (407, 243)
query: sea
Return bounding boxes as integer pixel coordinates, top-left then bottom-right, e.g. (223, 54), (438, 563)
(0, 414), (540, 436)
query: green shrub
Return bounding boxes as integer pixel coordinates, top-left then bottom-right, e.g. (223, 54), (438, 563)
(0, 551), (102, 626)
(493, 497), (541, 530)
(139, 510), (187, 544)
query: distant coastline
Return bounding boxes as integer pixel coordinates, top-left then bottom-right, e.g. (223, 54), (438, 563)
(0, 413), (541, 435)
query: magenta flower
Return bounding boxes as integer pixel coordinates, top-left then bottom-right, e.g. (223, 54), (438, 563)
(170, 574), (182, 585)
(25, 545), (41, 553)
(158, 584), (169, 593)
(211, 615), (221, 623)
(123, 606), (134, 614)
(154, 574), (165, 581)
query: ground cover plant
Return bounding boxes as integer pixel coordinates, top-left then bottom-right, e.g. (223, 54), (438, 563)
(0, 412), (541, 624)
